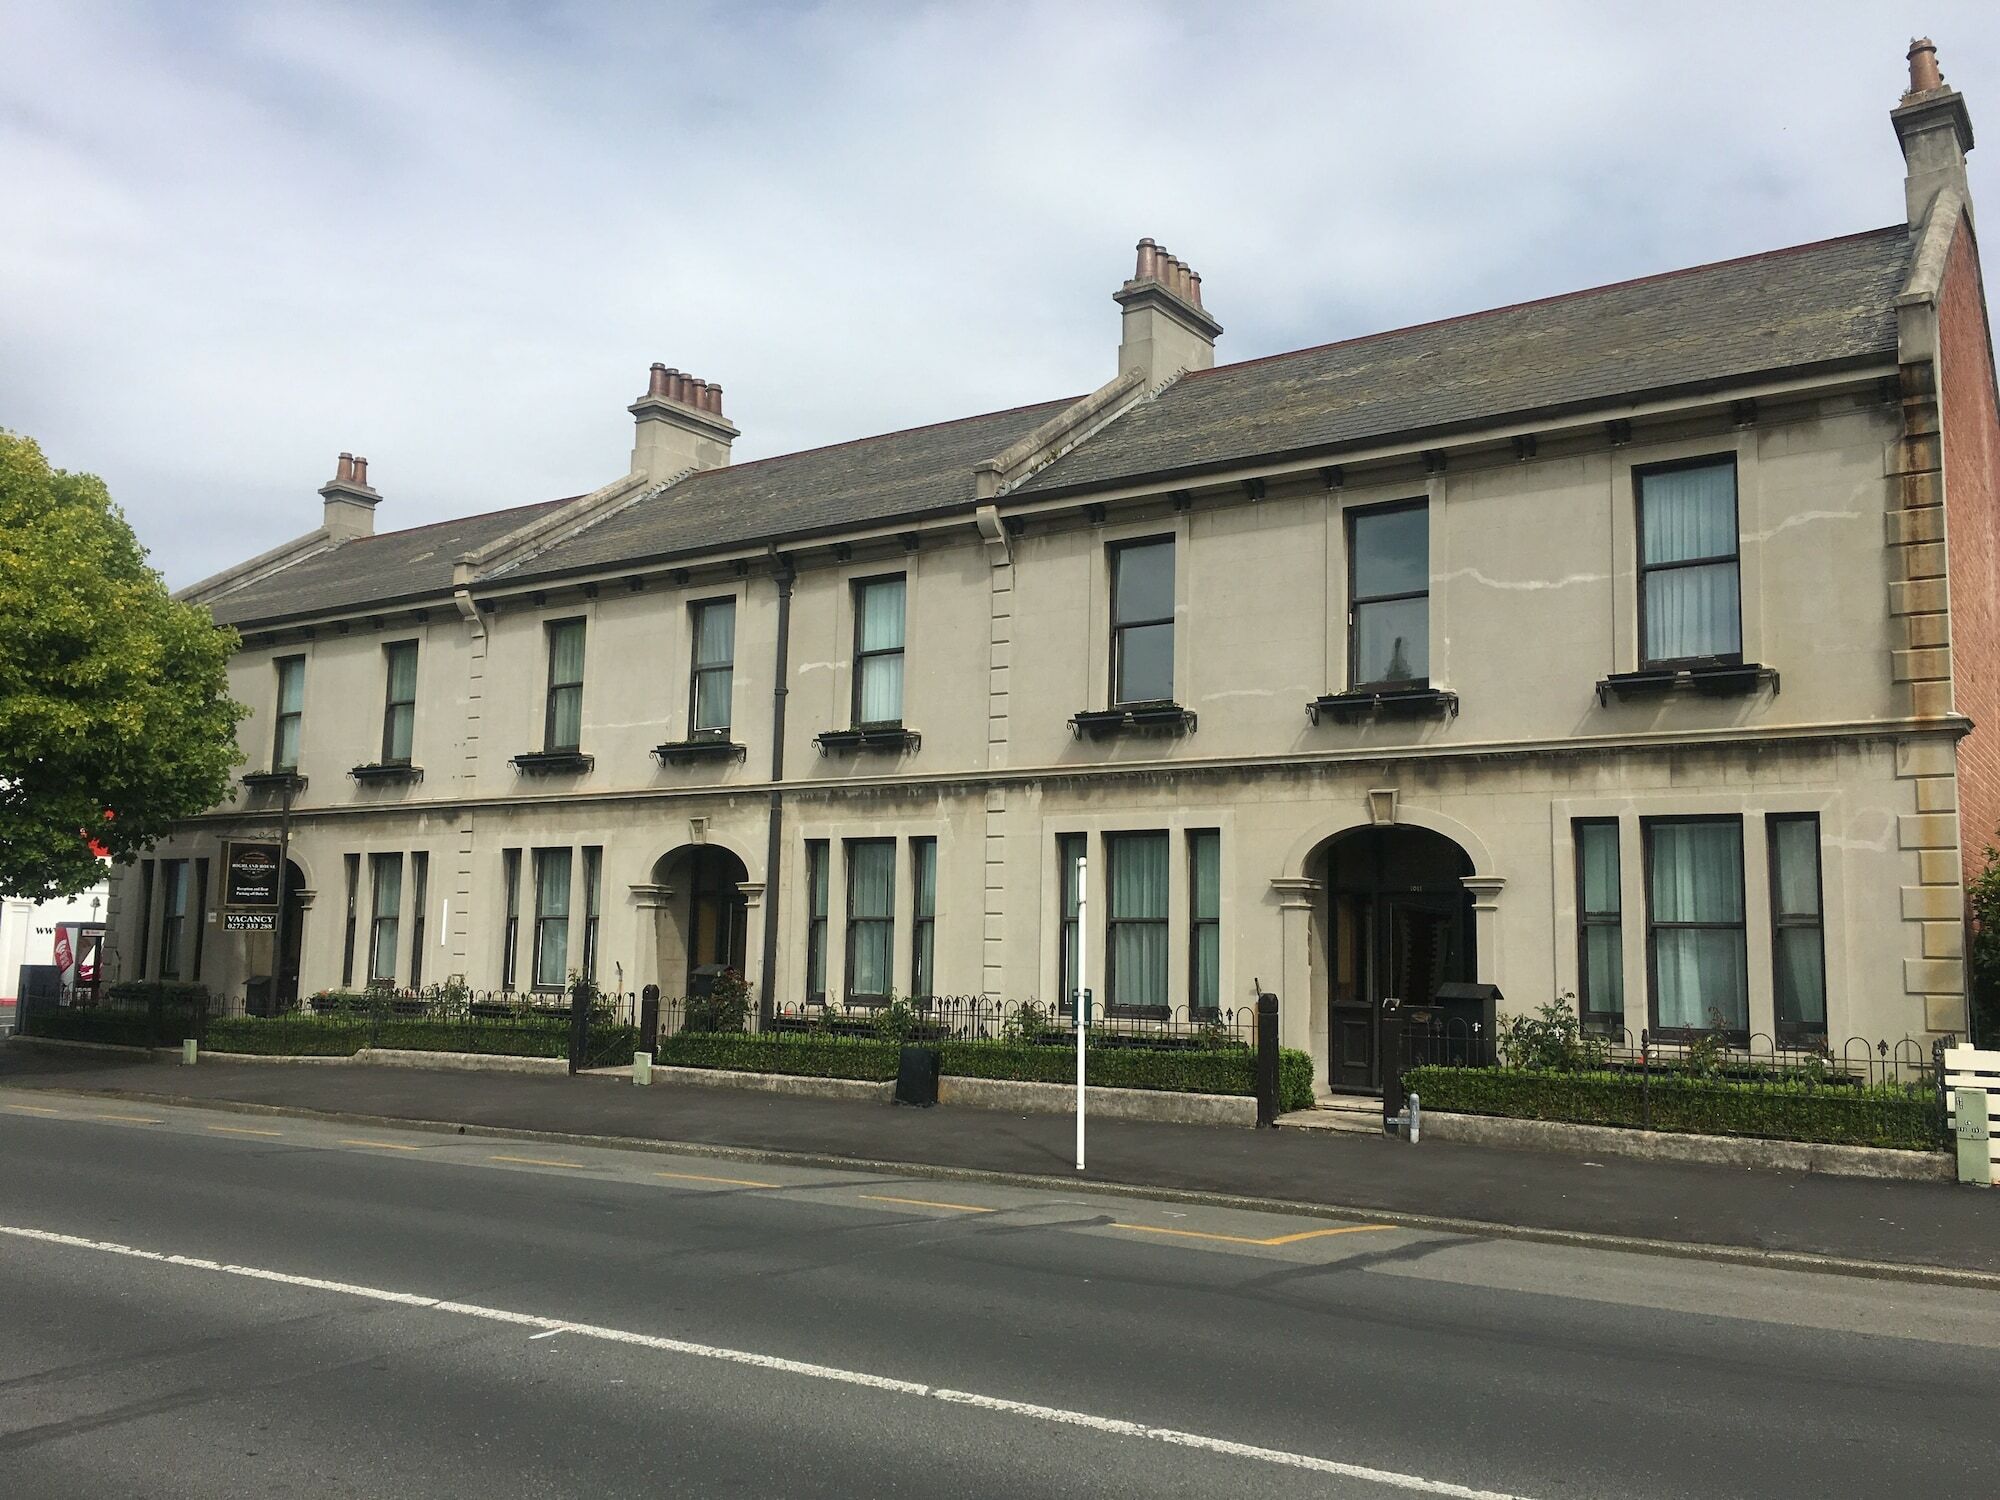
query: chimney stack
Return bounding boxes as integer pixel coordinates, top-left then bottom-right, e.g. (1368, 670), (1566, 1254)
(1115, 237), (1223, 389)
(630, 360), (738, 482)
(318, 450), (381, 540)
(1894, 36), (1975, 231)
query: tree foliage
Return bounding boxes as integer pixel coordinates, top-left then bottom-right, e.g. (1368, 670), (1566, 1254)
(0, 431), (243, 899)
(1968, 843), (2000, 1047)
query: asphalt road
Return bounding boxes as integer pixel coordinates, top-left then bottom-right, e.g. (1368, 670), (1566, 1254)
(2, 1096), (1996, 1499)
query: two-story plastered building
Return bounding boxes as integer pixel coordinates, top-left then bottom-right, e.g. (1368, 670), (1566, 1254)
(113, 43), (1998, 1092)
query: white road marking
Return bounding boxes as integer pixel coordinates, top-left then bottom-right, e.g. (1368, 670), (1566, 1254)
(0, 1221), (1538, 1499)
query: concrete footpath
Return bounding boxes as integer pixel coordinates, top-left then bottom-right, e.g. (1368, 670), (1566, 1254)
(3, 1044), (1996, 1280)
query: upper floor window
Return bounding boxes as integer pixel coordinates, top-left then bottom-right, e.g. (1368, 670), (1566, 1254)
(1768, 815), (1826, 1039)
(1349, 502), (1428, 688)
(545, 619), (586, 752)
(689, 598), (736, 738)
(853, 576), (906, 726)
(272, 656), (306, 772)
(1111, 538), (1175, 705)
(1644, 817), (1747, 1036)
(382, 641), (418, 764)
(1637, 458), (1740, 667)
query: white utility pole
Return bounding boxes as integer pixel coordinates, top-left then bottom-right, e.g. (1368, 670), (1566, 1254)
(1075, 852), (1087, 1172)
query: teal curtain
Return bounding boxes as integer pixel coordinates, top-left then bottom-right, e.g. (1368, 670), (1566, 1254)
(856, 579), (905, 724)
(370, 855), (402, 984)
(1649, 821), (1746, 1031)
(534, 849), (571, 988)
(1575, 821), (1623, 1020)
(1108, 833), (1169, 1010)
(847, 841), (895, 996)
(1190, 831), (1219, 1013)
(1641, 464), (1739, 662)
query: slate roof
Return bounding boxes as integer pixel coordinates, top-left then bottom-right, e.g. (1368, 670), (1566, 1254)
(200, 226), (1911, 627)
(488, 397), (1075, 585)
(205, 498), (569, 627)
(1013, 226), (1912, 497)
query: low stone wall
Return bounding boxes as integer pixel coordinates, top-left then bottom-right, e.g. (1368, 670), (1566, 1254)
(648, 1065), (892, 1104)
(937, 1074), (1256, 1126)
(1422, 1109), (1952, 1182)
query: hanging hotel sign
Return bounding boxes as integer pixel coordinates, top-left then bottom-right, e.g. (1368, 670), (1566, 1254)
(224, 911), (276, 933)
(222, 840), (283, 912)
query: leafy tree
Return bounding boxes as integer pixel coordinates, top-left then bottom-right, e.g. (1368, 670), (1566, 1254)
(1967, 843), (2000, 1046)
(0, 431), (243, 899)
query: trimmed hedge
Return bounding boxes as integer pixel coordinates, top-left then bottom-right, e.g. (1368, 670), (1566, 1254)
(204, 1013), (636, 1061)
(105, 981), (212, 1009)
(1403, 1065), (1940, 1152)
(23, 1009), (162, 1048)
(655, 1030), (1315, 1110)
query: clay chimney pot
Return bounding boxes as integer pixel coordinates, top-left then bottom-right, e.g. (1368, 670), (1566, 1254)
(706, 383), (723, 415)
(1188, 269), (1203, 307)
(648, 363), (669, 399)
(1907, 36), (1943, 96)
(354, 457), (369, 487)
(1135, 237), (1159, 281)
(336, 452), (354, 483)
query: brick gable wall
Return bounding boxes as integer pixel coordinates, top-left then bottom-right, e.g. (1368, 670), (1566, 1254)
(1941, 221), (2000, 885)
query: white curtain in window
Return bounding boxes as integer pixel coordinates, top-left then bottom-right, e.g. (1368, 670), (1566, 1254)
(1642, 465), (1740, 662)
(1649, 821), (1746, 1030)
(385, 646), (417, 760)
(857, 580), (905, 723)
(1109, 834), (1169, 1009)
(848, 842), (894, 995)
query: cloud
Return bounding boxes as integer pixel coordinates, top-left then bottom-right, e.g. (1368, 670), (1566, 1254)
(4, 0), (1996, 587)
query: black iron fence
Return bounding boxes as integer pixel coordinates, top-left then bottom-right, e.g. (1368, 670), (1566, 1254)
(759, 995), (1255, 1050)
(17, 980), (214, 1049)
(1391, 1010), (1952, 1150)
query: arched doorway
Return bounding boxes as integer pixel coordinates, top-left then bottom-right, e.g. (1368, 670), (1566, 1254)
(651, 845), (749, 994)
(1316, 825), (1474, 1093)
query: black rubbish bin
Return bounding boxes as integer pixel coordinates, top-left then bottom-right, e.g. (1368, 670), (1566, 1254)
(894, 1044), (942, 1107)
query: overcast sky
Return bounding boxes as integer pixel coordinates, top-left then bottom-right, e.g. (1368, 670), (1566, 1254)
(6, 1), (1998, 589)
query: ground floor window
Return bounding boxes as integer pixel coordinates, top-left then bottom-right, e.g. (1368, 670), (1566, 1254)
(1057, 833), (1085, 1012)
(1106, 831), (1169, 1014)
(532, 848), (571, 991)
(1573, 819), (1624, 1031)
(1644, 817), (1747, 1035)
(1188, 830), (1220, 1014)
(804, 841), (829, 1003)
(1768, 814), (1827, 1038)
(368, 853), (402, 986)
(845, 839), (895, 1003)
(910, 837), (936, 1001)
(341, 854), (360, 988)
(408, 852), (429, 991)
(157, 860), (188, 981)
(501, 849), (522, 991)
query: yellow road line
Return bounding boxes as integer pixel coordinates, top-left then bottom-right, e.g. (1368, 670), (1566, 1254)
(654, 1169), (777, 1189)
(491, 1154), (587, 1170)
(340, 1138), (425, 1152)
(1110, 1221), (1396, 1247)
(209, 1125), (285, 1138)
(90, 1113), (162, 1125)
(4, 1103), (64, 1115)
(860, 1194), (995, 1214)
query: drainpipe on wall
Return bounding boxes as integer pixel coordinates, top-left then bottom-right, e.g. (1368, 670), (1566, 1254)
(758, 549), (796, 1027)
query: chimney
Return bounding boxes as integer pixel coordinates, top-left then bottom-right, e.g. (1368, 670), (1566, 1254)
(630, 361), (738, 482)
(1894, 36), (1975, 230)
(318, 451), (381, 540)
(1115, 237), (1223, 388)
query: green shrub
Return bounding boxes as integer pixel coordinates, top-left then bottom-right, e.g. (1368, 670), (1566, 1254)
(657, 1030), (901, 1081)
(104, 980), (212, 1010)
(1403, 1065), (1939, 1152)
(201, 1010), (610, 1061)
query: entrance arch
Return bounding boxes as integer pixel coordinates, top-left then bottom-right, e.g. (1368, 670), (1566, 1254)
(650, 845), (749, 994)
(1311, 825), (1474, 1094)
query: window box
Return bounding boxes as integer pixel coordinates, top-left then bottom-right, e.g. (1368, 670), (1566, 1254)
(240, 770), (306, 794)
(1595, 662), (1776, 706)
(350, 761), (423, 784)
(1307, 686), (1457, 725)
(653, 737), (747, 766)
(815, 724), (920, 754)
(511, 749), (595, 775)
(1069, 703), (1196, 739)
